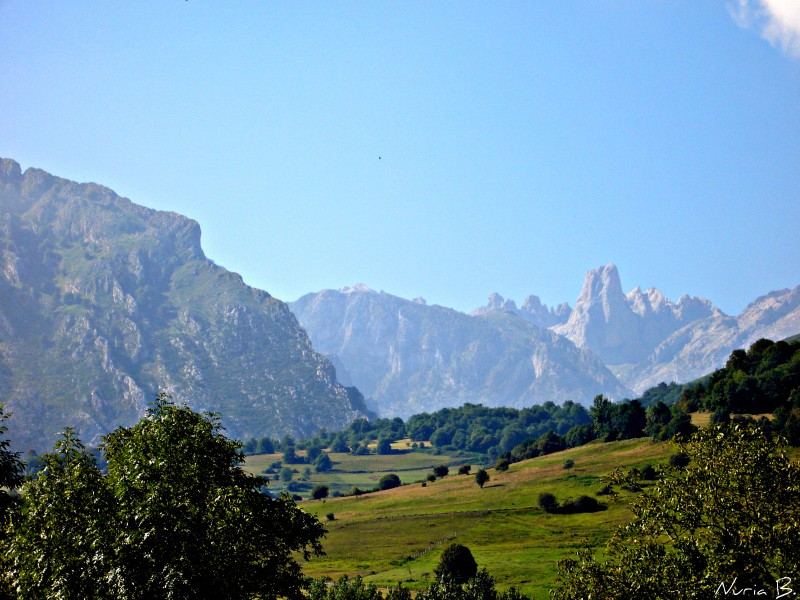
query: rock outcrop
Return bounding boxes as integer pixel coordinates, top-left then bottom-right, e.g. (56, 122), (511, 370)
(0, 158), (367, 450)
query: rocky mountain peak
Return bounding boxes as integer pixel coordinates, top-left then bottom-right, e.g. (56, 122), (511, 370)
(471, 292), (570, 329)
(577, 263), (626, 315)
(340, 283), (376, 295)
(0, 158), (366, 451)
(0, 158), (22, 184)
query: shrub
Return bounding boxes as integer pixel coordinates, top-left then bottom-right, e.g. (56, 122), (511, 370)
(433, 464), (449, 478)
(596, 483), (614, 496)
(458, 464), (471, 475)
(495, 458), (510, 472)
(378, 473), (401, 491)
(475, 469), (490, 488)
(538, 492), (559, 513)
(426, 473), (436, 482)
(563, 459), (575, 470)
(326, 513), (335, 521)
(562, 495), (603, 513)
(640, 464), (657, 480)
(311, 485), (329, 500)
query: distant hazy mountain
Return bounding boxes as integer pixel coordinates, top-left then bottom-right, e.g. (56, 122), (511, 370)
(0, 158), (367, 451)
(471, 293), (571, 328)
(290, 286), (629, 418)
(469, 263), (800, 395)
(551, 264), (717, 365)
(630, 285), (800, 392)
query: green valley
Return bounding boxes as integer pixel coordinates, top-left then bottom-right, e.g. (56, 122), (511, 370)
(284, 439), (671, 598)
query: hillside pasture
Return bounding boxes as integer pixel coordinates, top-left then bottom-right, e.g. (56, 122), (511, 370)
(299, 439), (671, 598)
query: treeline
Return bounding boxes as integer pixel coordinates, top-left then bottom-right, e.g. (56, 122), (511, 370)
(243, 401), (598, 464)
(676, 337), (800, 443)
(240, 339), (800, 475)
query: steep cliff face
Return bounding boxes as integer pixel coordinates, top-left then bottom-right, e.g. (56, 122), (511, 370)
(552, 264), (716, 366)
(290, 286), (629, 418)
(546, 264), (800, 393)
(0, 158), (366, 450)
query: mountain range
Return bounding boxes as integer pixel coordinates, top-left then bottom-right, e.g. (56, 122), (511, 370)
(293, 265), (800, 416)
(1, 157), (797, 449)
(473, 263), (800, 393)
(0, 158), (367, 451)
(289, 286), (628, 418)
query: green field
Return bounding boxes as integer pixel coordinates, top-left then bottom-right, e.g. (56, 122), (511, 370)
(288, 439), (671, 599)
(243, 444), (466, 498)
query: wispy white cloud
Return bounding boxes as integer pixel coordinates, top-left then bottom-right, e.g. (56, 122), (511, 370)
(729, 0), (800, 58)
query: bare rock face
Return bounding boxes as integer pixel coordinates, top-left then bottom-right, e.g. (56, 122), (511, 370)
(291, 287), (629, 418)
(552, 264), (716, 367)
(631, 286), (800, 392)
(0, 158), (366, 451)
(471, 292), (571, 329)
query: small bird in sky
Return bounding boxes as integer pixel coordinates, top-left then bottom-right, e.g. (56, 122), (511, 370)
(378, 156), (381, 160)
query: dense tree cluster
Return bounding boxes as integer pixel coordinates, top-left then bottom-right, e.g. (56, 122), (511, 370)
(405, 401), (591, 459)
(675, 339), (800, 443)
(637, 381), (685, 408)
(2, 395), (325, 600)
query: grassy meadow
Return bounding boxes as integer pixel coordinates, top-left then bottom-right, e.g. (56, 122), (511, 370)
(242, 441), (464, 498)
(260, 439), (674, 599)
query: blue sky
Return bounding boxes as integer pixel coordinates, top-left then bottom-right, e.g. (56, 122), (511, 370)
(1, 1), (798, 315)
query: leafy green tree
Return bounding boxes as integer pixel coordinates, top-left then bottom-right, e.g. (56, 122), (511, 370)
(551, 423), (800, 599)
(305, 443), (323, 464)
(474, 469), (489, 488)
(0, 405), (23, 599)
(376, 438), (393, 455)
(11, 394), (325, 600)
(8, 428), (114, 600)
(433, 464), (449, 478)
(330, 434), (350, 453)
(564, 423), (596, 448)
(495, 458), (510, 472)
(434, 543), (478, 585)
(314, 452), (333, 473)
(0, 404), (22, 523)
(257, 436), (275, 454)
(378, 473), (401, 490)
(281, 466), (294, 482)
(458, 464), (471, 475)
(589, 394), (615, 440)
(311, 485), (329, 500)
(103, 396), (325, 599)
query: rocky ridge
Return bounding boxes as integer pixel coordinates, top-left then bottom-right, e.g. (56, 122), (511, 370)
(0, 158), (366, 451)
(290, 286), (629, 418)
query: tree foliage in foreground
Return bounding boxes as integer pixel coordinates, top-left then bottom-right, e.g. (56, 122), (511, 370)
(6, 394), (326, 600)
(550, 423), (800, 599)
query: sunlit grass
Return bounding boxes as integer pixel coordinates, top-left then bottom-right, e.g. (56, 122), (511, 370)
(298, 439), (671, 598)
